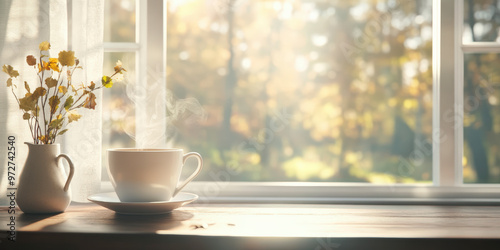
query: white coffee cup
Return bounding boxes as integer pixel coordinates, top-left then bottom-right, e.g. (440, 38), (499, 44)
(107, 148), (203, 202)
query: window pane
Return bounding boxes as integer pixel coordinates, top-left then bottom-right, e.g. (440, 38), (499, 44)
(167, 0), (433, 183)
(463, 0), (500, 43)
(463, 53), (500, 184)
(104, 0), (136, 42)
(102, 52), (136, 179)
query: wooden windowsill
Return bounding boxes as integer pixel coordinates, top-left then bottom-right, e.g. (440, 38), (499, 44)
(1, 203), (500, 249)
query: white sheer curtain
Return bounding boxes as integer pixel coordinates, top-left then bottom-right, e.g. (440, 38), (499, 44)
(0, 0), (104, 204)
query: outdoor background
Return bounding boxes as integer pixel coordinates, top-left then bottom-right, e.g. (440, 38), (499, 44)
(102, 0), (500, 184)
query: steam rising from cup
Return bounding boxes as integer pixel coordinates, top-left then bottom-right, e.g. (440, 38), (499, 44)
(123, 79), (206, 149)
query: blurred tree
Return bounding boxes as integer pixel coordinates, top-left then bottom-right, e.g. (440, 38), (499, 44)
(166, 0), (433, 183)
(463, 0), (498, 183)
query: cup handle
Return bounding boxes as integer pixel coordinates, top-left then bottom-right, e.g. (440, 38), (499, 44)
(56, 154), (75, 192)
(173, 152), (203, 197)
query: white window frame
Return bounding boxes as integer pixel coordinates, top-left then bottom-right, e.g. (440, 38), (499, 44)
(103, 0), (166, 148)
(101, 0), (500, 204)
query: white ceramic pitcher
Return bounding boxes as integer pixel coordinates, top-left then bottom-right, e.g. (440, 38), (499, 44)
(16, 143), (74, 213)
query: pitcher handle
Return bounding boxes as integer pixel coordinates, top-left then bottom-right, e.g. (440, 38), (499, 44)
(173, 152), (203, 197)
(56, 154), (75, 192)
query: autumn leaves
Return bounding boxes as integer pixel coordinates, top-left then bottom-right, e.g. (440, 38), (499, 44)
(3, 41), (126, 144)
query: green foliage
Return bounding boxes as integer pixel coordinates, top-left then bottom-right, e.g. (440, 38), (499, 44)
(64, 96), (74, 110)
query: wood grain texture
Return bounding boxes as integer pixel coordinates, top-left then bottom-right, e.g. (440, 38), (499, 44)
(1, 203), (500, 250)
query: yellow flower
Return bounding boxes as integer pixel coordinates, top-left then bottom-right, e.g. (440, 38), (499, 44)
(102, 76), (113, 88)
(48, 58), (60, 72)
(58, 86), (68, 94)
(58, 50), (76, 66)
(39, 41), (50, 51)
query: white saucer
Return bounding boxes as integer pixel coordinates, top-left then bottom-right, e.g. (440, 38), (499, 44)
(87, 192), (198, 215)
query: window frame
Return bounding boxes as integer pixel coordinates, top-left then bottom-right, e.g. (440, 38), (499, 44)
(103, 0), (167, 148)
(101, 0), (500, 204)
